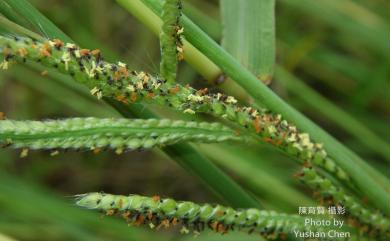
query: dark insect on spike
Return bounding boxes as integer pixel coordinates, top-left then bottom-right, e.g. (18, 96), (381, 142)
(1, 143), (13, 148)
(220, 95), (228, 101)
(5, 54), (14, 61)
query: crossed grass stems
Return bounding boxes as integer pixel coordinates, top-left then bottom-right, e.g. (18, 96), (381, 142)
(0, 0), (389, 240)
(0, 35), (388, 240)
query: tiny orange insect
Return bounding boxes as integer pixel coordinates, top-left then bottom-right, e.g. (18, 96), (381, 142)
(119, 67), (129, 78)
(115, 94), (128, 104)
(171, 217), (178, 226)
(151, 195), (161, 202)
(134, 214), (145, 226)
(52, 39), (64, 48)
(113, 71), (121, 81)
(169, 85), (180, 94)
(157, 219), (169, 229)
(0, 112), (6, 120)
(303, 161), (312, 168)
(196, 88), (208, 96)
(235, 129), (240, 136)
(146, 92), (155, 98)
(17, 48), (28, 57)
(122, 211), (131, 220)
(106, 209), (115, 216)
(130, 92), (137, 102)
(215, 210), (225, 217)
(40, 43), (52, 57)
(263, 137), (275, 145)
(91, 49), (100, 56)
(209, 221), (219, 231)
(253, 116), (261, 134)
(93, 147), (102, 154)
(147, 211), (153, 220)
(79, 49), (91, 56)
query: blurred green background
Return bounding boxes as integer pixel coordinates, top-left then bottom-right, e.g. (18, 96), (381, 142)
(0, 0), (389, 240)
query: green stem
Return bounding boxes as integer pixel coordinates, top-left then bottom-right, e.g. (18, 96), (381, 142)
(159, 0), (181, 83)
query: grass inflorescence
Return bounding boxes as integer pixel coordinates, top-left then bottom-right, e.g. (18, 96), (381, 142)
(76, 192), (338, 240)
(0, 118), (248, 152)
(0, 36), (348, 184)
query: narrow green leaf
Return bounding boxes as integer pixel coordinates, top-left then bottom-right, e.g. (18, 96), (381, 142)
(4, 0), (73, 42)
(221, 0), (275, 83)
(0, 1), (31, 28)
(0, 15), (43, 40)
(280, 0), (390, 56)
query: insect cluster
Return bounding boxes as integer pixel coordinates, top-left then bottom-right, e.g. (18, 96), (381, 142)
(159, 0), (184, 83)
